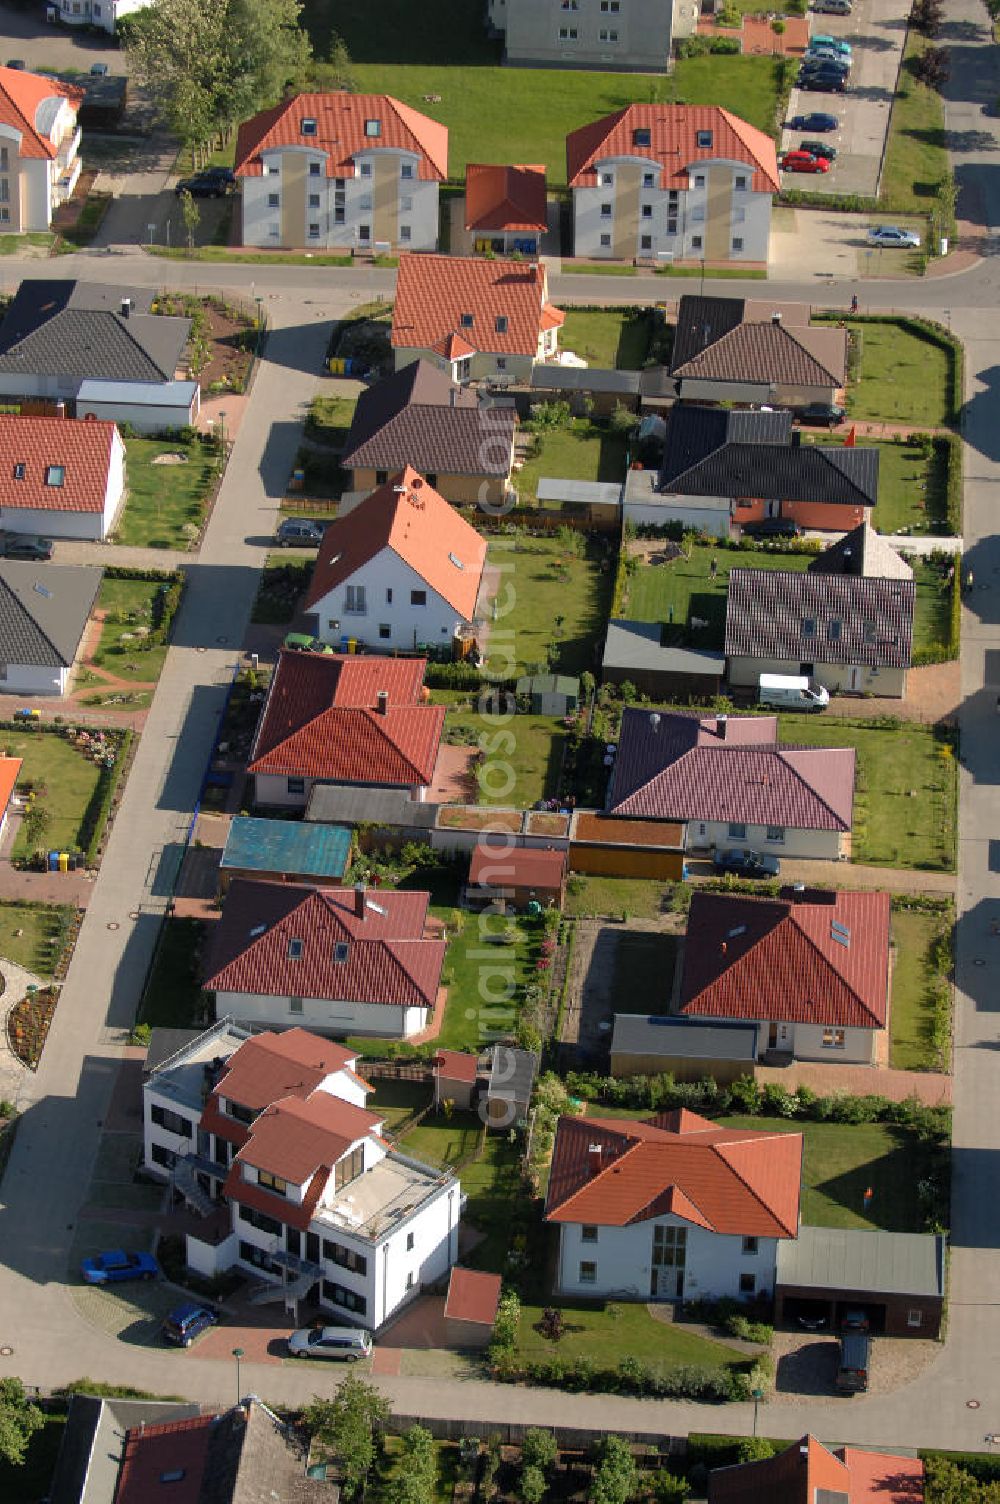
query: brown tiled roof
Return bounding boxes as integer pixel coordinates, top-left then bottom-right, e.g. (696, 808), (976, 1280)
(465, 163), (547, 232)
(724, 568), (915, 669)
(566, 104), (779, 193)
(206, 880), (444, 1011)
(680, 887), (890, 1028)
(342, 363), (515, 479)
(809, 521), (914, 581)
(0, 415), (119, 512)
(305, 465), (487, 619)
(392, 254), (563, 358)
(204, 1028), (357, 1127)
(235, 92), (447, 181)
(671, 319), (846, 387)
(445, 1267), (502, 1325)
(608, 709), (855, 831)
(469, 845), (567, 890)
(249, 650), (444, 788)
(545, 1108), (802, 1237)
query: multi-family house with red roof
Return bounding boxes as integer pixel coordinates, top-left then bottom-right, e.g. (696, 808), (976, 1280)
(391, 252), (564, 385)
(305, 465), (487, 653)
(248, 649), (446, 810)
(204, 880), (446, 1038)
(545, 1107), (802, 1301)
(235, 92), (447, 252)
(0, 65), (83, 231)
(143, 1019), (460, 1328)
(566, 105), (779, 266)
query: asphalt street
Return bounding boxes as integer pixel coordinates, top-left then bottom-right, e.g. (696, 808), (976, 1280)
(0, 0), (998, 1447)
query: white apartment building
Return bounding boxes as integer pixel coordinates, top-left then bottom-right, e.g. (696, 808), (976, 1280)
(0, 65), (83, 231)
(487, 0), (674, 71)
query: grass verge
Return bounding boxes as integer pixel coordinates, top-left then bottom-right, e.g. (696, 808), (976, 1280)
(138, 918), (207, 1028)
(118, 436), (220, 550)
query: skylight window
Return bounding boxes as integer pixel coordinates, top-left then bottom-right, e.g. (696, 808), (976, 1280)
(828, 619), (842, 641)
(333, 941), (349, 962)
(633, 127), (651, 146)
(801, 617), (817, 639)
(249, 923), (266, 937)
(33, 582), (51, 599)
(45, 465), (64, 488)
(160, 1471), (187, 1484)
(301, 117), (317, 135)
(288, 938), (304, 959)
(460, 312), (474, 327)
(365, 118), (381, 137)
(12, 462), (24, 480)
(726, 924), (747, 939)
(696, 129), (713, 147)
(495, 315), (508, 333)
(449, 552), (464, 570)
(830, 921), (851, 948)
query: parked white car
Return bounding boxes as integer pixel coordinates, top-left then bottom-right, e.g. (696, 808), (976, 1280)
(868, 225), (921, 248)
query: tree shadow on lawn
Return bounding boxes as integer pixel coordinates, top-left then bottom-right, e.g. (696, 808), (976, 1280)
(808, 1137), (938, 1233)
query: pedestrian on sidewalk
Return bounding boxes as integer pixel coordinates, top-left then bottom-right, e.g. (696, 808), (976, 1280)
(850, 294), (859, 314)
(709, 556), (718, 580)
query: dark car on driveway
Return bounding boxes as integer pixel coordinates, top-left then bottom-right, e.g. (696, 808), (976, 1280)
(3, 534), (52, 560)
(162, 1304), (219, 1346)
(276, 517), (325, 547)
(797, 402), (845, 428)
(175, 167), (235, 199)
(741, 517), (802, 539)
(799, 140), (837, 161)
(790, 112), (839, 132)
(713, 848), (781, 879)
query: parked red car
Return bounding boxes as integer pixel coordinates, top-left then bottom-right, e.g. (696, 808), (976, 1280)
(780, 150), (831, 174)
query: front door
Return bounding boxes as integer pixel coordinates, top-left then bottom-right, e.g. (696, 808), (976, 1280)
(848, 665), (863, 692)
(768, 1023), (778, 1049)
(650, 1224), (687, 1300)
(306, 1232), (320, 1264)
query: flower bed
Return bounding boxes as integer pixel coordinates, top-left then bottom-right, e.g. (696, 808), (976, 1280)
(7, 985), (59, 1070)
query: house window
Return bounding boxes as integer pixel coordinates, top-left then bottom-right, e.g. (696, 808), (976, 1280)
(579, 1261), (597, 1284)
(365, 119), (381, 137)
(558, 25), (578, 37)
(345, 585), (367, 614)
(151, 1104), (192, 1138)
(633, 128), (651, 146)
(601, 0), (621, 9)
(265, 163), (279, 176)
(287, 777), (305, 796)
(334, 941), (349, 962)
(334, 1144), (365, 1192)
(359, 194), (373, 211)
(287, 938), (303, 959)
(641, 204), (652, 219)
(301, 118), (317, 135)
(802, 617), (817, 638)
(732, 237), (744, 252)
(728, 822), (747, 839)
(581, 1225), (598, 1244)
(359, 162), (373, 178)
(238, 1204), (283, 1236)
(599, 27), (618, 39)
(601, 172), (613, 186)
(0, 148), (8, 172)
(323, 1280), (367, 1314)
(267, 193), (279, 208)
(400, 225), (411, 241)
(322, 1238), (367, 1275)
(496, 315), (508, 333)
(643, 172), (655, 187)
(45, 465), (65, 487)
(386, 587), (393, 603)
(692, 235), (703, 250)
(268, 222), (280, 238)
(694, 174), (706, 188)
(908, 1309), (923, 1328)
(309, 193), (320, 208)
(828, 619), (843, 641)
(766, 826), (785, 844)
(401, 195), (413, 211)
(600, 202), (612, 217)
(742, 1236), (759, 1255)
(667, 220), (677, 235)
(406, 1271), (415, 1290)
(739, 1273), (756, 1295)
(379, 624), (391, 640)
(258, 1170), (288, 1197)
(691, 207), (705, 223)
(410, 589), (427, 606)
(151, 1143), (178, 1170)
(406, 1231), (415, 1251)
(600, 234), (611, 247)
(822, 1028), (847, 1049)
(863, 622), (877, 643)
(309, 161), (321, 176)
(640, 235), (652, 251)
(496, 356), (507, 371)
(308, 224), (320, 239)
(401, 162), (414, 179)
(288, 996), (303, 1014)
(697, 130), (713, 148)
(0, 180), (9, 205)
(735, 174), (748, 190)
(376, 470), (388, 485)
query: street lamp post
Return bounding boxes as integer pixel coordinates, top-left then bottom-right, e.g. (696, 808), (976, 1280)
(751, 1386), (764, 1437)
(232, 1346), (245, 1407)
(218, 409), (227, 456)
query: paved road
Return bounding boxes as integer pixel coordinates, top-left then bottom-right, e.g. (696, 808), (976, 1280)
(1, 8), (1000, 1440)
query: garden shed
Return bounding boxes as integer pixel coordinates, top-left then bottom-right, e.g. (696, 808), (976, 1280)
(444, 1267), (502, 1348)
(515, 672), (580, 715)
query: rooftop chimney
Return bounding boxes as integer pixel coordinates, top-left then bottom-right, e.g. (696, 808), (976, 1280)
(792, 430), (802, 449)
(716, 714), (728, 740)
(588, 1143), (603, 1177)
(120, 297), (131, 319)
(772, 311), (782, 325)
(355, 882), (367, 920)
(376, 689), (389, 715)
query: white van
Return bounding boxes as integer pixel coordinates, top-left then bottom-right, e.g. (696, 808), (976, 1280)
(758, 673), (830, 711)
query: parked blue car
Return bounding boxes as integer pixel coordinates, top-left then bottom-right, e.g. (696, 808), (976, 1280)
(162, 1303), (219, 1346)
(80, 1249), (160, 1285)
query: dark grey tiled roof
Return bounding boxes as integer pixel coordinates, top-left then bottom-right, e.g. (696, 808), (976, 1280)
(0, 561), (101, 666)
(724, 567), (914, 668)
(343, 359), (515, 476)
(670, 295), (747, 369)
(0, 279), (190, 382)
(670, 294), (846, 387)
(659, 405), (878, 507)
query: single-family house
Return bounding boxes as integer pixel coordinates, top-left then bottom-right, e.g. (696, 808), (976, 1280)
(391, 253), (564, 384)
(205, 879), (445, 1039)
(566, 105), (778, 265)
(0, 280), (198, 430)
(709, 1435), (924, 1504)
(465, 163), (547, 256)
(235, 91), (447, 253)
(341, 364), (517, 510)
(678, 886), (891, 1064)
(468, 843), (567, 911)
(144, 1019), (460, 1327)
(219, 816), (351, 891)
(0, 65), (83, 231)
(305, 465), (487, 654)
(669, 296), (848, 407)
(0, 559), (101, 696)
(625, 407), (878, 534)
(607, 708), (856, 860)
(0, 414), (125, 540)
(487, 0), (675, 72)
(248, 649), (445, 809)
(46, 1395), (203, 1504)
(545, 1107), (802, 1301)
(725, 566), (915, 698)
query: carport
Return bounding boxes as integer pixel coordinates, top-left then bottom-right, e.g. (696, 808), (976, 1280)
(775, 1225), (945, 1338)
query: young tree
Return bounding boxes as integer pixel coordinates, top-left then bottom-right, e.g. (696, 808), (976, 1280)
(386, 1425), (437, 1504)
(0, 1378), (43, 1467)
(589, 1437), (637, 1504)
(521, 1466), (548, 1504)
(521, 1429), (558, 1474)
(302, 1377), (389, 1500)
(308, 31), (358, 91)
(179, 189), (200, 250)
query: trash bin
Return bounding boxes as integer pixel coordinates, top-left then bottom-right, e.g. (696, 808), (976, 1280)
(58, 851), (69, 873)
(47, 851), (59, 872)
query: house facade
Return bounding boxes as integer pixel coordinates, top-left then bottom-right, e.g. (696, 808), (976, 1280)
(487, 0), (674, 72)
(235, 93), (446, 252)
(392, 253), (563, 384)
(567, 105), (778, 265)
(53, 0), (152, 33)
(545, 1109), (802, 1302)
(0, 414), (125, 540)
(143, 1021), (460, 1329)
(0, 66), (83, 232)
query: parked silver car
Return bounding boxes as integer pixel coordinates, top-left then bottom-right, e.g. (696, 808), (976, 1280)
(288, 1325), (373, 1361)
(868, 225), (921, 248)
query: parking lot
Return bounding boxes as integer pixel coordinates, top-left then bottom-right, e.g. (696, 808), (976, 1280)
(779, 0), (909, 198)
(769, 202), (926, 277)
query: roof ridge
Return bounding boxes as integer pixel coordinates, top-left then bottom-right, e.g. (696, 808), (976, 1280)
(774, 746), (851, 831)
(380, 935), (441, 1005)
(717, 107), (781, 189)
(813, 444), (873, 503)
(713, 1135), (799, 1237)
(356, 705), (426, 784)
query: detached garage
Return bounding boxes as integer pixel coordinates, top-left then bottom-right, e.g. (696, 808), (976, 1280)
(775, 1225), (946, 1339)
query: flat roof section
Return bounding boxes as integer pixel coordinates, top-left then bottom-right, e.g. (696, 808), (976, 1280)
(776, 1225), (945, 1298)
(611, 1015), (758, 1061)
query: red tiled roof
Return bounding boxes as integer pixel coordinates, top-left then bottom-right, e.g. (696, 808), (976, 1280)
(235, 91), (447, 181)
(305, 465), (486, 620)
(432, 331), (477, 360)
(469, 844), (567, 891)
(206, 880), (444, 1011)
(0, 756), (21, 815)
(710, 1436), (851, 1504)
(609, 708), (855, 831)
(233, 1090), (381, 1183)
(838, 1449), (924, 1504)
(0, 65), (83, 161)
(566, 104), (780, 193)
(445, 1266), (502, 1325)
(392, 253), (563, 357)
(434, 1049), (479, 1084)
(115, 1414), (216, 1504)
(680, 888), (891, 1029)
(465, 163), (548, 233)
(0, 415), (118, 513)
(546, 1109), (802, 1237)
(249, 650), (444, 789)
(207, 1027), (358, 1115)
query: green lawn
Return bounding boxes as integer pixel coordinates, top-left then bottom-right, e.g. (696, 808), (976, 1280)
(516, 1298), (743, 1375)
(484, 533), (612, 678)
(889, 906), (952, 1071)
(439, 699), (565, 807)
(845, 321), (953, 428)
(881, 34), (950, 219)
(775, 715), (956, 872)
(366, 1079), (430, 1131)
(0, 902), (75, 978)
(565, 875), (671, 920)
(306, 395), (358, 445)
(720, 1117), (939, 1232)
(91, 577), (178, 684)
(435, 908), (542, 1051)
(559, 309), (651, 371)
(401, 1113), (484, 1168)
(1, 730), (105, 860)
(437, 1128), (528, 1274)
(138, 918), (207, 1028)
(517, 419), (628, 501)
(811, 437), (947, 537)
(119, 437), (219, 550)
